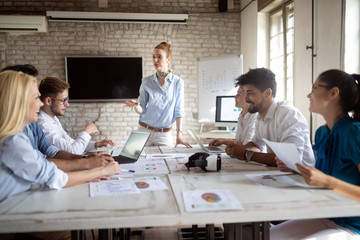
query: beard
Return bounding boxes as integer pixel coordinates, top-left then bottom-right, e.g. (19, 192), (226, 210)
(247, 98), (265, 114)
(50, 105), (65, 117)
(248, 105), (259, 113)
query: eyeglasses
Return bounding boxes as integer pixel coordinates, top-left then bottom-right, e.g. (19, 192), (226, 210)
(311, 84), (332, 92)
(51, 97), (69, 105)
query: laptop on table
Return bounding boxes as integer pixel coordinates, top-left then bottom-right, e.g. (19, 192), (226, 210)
(113, 131), (151, 164)
(187, 129), (225, 153)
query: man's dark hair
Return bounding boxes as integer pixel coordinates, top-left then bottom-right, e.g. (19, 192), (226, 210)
(0, 64), (38, 77)
(235, 68), (277, 97)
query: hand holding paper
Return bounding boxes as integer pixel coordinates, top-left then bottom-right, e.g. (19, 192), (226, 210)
(262, 139), (303, 172)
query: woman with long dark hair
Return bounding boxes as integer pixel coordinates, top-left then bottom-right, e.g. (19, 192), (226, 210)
(273, 69), (360, 239)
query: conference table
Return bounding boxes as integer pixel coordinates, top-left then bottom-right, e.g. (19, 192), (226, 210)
(1, 145), (360, 240)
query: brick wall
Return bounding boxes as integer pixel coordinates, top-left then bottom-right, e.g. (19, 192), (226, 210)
(0, 0), (240, 14)
(0, 0), (241, 146)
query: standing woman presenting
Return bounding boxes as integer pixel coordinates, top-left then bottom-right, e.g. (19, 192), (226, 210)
(125, 42), (191, 147)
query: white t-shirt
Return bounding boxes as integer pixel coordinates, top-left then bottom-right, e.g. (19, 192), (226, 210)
(252, 100), (315, 166)
(38, 111), (95, 155)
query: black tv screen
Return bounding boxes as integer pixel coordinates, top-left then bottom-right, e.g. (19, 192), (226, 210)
(65, 56), (143, 102)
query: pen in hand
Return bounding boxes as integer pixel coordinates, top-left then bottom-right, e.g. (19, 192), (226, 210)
(121, 169), (135, 173)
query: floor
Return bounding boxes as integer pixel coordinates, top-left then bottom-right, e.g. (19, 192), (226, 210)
(85, 225), (226, 240)
(84, 226), (181, 240)
(1, 225), (255, 240)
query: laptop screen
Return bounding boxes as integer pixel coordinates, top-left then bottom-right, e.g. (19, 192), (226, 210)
(120, 131), (151, 160)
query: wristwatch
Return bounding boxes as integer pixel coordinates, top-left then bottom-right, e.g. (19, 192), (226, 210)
(245, 150), (255, 162)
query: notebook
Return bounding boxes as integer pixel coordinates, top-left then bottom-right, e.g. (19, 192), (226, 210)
(187, 129), (225, 153)
(113, 131), (151, 164)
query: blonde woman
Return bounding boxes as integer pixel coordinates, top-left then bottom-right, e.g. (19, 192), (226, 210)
(0, 71), (121, 202)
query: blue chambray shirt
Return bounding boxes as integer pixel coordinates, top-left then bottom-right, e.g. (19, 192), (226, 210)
(23, 122), (59, 158)
(138, 72), (184, 129)
(0, 134), (68, 202)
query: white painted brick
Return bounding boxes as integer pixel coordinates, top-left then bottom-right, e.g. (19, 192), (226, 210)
(2, 3), (240, 145)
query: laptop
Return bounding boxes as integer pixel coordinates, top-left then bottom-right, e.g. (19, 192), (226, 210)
(113, 131), (151, 164)
(187, 129), (225, 153)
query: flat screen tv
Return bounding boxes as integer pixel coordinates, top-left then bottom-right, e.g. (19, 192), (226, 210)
(65, 56), (143, 102)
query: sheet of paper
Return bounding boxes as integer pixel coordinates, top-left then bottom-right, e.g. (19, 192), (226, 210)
(246, 173), (308, 188)
(146, 153), (187, 160)
(89, 178), (140, 197)
(87, 146), (113, 153)
(133, 176), (168, 191)
(120, 160), (169, 175)
(110, 171), (135, 179)
(165, 158), (190, 173)
(160, 146), (202, 154)
(110, 146), (123, 156)
(262, 139), (302, 172)
(182, 189), (243, 212)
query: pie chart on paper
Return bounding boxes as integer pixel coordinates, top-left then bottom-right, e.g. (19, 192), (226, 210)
(201, 193), (221, 203)
(135, 181), (150, 189)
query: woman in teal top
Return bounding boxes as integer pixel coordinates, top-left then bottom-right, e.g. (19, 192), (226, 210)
(272, 69), (360, 239)
(313, 115), (360, 234)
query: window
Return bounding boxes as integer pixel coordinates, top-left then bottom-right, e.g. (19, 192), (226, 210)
(269, 1), (294, 102)
(344, 0), (360, 73)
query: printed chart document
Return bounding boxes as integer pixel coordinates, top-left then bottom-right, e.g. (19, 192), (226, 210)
(146, 153), (187, 160)
(262, 139), (302, 172)
(182, 189), (243, 212)
(89, 178), (140, 197)
(120, 160), (169, 175)
(246, 172), (309, 188)
(160, 146), (202, 154)
(110, 146), (123, 156)
(133, 176), (168, 192)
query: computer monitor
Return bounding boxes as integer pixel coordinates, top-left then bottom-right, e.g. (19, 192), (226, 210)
(215, 96), (240, 129)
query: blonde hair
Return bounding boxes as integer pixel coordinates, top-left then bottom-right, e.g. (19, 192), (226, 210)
(0, 71), (36, 144)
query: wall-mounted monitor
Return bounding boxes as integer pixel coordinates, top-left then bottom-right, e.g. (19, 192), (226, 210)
(65, 56), (143, 102)
(215, 96), (240, 129)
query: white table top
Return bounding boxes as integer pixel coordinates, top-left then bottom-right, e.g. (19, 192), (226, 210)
(165, 153), (275, 174)
(1, 146), (360, 234)
(0, 175), (178, 233)
(168, 172), (360, 225)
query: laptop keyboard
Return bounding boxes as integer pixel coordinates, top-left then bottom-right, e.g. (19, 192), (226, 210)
(207, 146), (223, 151)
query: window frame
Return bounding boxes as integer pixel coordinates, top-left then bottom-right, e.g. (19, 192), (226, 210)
(268, 0), (294, 102)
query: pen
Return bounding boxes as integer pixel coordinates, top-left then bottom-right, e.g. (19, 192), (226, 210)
(121, 169), (135, 173)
